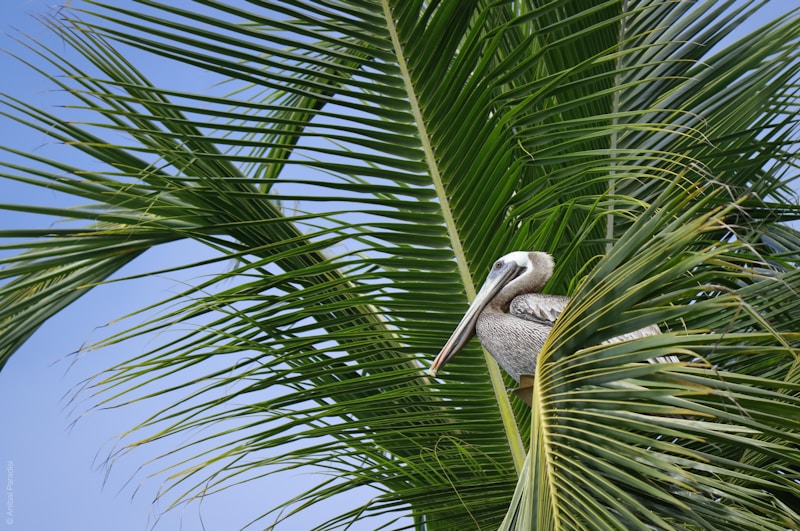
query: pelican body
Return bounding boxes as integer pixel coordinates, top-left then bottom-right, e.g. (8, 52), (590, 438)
(429, 251), (661, 382)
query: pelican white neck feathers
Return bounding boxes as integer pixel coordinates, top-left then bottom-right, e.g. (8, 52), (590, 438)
(429, 251), (662, 383)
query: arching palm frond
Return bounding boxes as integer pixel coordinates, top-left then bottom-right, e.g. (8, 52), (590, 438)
(1, 1), (799, 529)
(505, 177), (800, 530)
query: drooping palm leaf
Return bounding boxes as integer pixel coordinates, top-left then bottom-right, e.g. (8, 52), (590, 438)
(1, 0), (799, 529)
(504, 177), (800, 530)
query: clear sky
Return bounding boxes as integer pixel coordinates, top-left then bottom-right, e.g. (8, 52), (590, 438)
(1, 1), (799, 530)
(0, 2), (382, 529)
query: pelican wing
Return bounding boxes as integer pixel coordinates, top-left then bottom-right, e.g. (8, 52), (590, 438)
(603, 324), (679, 364)
(512, 295), (679, 365)
(509, 294), (570, 325)
(604, 323), (661, 343)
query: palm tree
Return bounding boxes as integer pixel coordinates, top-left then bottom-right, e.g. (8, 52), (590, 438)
(2, 0), (800, 529)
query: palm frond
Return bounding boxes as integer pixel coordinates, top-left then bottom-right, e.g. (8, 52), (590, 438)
(506, 177), (800, 529)
(1, 1), (799, 529)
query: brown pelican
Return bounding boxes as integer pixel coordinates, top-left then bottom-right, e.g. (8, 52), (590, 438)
(429, 251), (665, 384)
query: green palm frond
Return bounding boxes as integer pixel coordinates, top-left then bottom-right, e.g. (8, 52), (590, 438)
(506, 177), (800, 530)
(1, 0), (799, 529)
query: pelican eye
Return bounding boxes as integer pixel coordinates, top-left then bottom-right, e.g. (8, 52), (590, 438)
(493, 260), (503, 270)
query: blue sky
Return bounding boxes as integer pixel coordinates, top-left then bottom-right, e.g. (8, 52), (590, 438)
(1, 1), (799, 530)
(0, 2), (381, 529)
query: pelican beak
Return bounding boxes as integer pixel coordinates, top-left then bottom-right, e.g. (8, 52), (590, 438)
(429, 264), (519, 377)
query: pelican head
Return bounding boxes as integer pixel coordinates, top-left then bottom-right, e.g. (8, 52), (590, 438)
(429, 251), (554, 376)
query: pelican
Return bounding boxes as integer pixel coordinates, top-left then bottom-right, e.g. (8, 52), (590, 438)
(429, 251), (666, 385)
